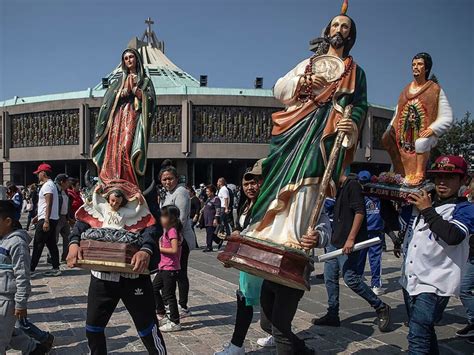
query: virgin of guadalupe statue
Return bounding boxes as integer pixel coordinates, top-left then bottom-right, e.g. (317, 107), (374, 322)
(382, 52), (453, 186)
(91, 48), (156, 202)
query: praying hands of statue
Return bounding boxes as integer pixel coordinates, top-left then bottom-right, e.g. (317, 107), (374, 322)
(120, 75), (135, 97)
(127, 75), (142, 99)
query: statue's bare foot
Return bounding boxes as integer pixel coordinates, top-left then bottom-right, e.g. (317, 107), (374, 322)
(405, 174), (425, 187)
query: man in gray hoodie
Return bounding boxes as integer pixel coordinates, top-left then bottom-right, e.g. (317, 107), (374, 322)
(0, 200), (49, 354)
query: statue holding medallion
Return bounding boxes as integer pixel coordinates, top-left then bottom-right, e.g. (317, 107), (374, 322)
(219, 0), (367, 290)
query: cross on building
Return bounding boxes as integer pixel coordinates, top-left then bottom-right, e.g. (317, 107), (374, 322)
(145, 17), (154, 35)
(141, 17), (164, 51)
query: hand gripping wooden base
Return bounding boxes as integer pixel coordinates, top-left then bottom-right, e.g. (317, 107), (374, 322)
(76, 240), (149, 275)
(217, 235), (312, 291)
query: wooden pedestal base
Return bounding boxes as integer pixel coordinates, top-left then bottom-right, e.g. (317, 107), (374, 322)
(363, 181), (434, 202)
(217, 236), (312, 291)
(76, 240), (148, 274)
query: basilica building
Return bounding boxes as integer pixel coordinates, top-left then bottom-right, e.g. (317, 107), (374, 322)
(0, 19), (393, 187)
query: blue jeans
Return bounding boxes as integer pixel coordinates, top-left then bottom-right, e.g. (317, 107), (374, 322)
(324, 243), (383, 316)
(403, 289), (449, 355)
(460, 257), (474, 324)
(356, 232), (384, 288)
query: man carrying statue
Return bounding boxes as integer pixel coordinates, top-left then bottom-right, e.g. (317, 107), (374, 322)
(66, 48), (167, 354)
(222, 1), (392, 354)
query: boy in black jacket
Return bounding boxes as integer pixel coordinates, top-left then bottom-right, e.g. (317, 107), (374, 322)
(67, 217), (166, 354)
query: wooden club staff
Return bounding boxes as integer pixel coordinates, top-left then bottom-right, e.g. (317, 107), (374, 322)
(307, 105), (353, 234)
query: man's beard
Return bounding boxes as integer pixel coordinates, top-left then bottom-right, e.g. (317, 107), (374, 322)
(328, 32), (346, 50)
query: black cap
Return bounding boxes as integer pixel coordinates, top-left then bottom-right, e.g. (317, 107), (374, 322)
(0, 200), (17, 220)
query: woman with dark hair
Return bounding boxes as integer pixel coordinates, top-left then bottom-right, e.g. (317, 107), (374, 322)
(215, 162), (272, 355)
(159, 165), (195, 317)
(202, 184), (222, 252)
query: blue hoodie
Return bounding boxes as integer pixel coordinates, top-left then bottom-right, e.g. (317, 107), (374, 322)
(364, 196), (384, 232)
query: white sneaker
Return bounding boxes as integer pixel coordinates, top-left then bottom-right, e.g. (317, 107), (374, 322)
(159, 321), (182, 332)
(157, 314), (168, 327)
(179, 305), (192, 318)
(257, 335), (275, 348)
(214, 343), (245, 355)
(372, 286), (385, 296)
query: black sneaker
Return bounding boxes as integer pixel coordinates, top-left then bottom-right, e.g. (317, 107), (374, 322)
(202, 248), (213, 253)
(376, 303), (391, 332)
(302, 347), (316, 355)
(42, 332), (54, 352)
(30, 342), (50, 355)
(456, 323), (474, 338)
(311, 313), (340, 327)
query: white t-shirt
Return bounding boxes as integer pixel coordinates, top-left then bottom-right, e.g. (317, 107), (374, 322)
(218, 186), (230, 210)
(37, 179), (59, 220)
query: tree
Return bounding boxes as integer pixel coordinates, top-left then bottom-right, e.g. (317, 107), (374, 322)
(433, 111), (474, 161)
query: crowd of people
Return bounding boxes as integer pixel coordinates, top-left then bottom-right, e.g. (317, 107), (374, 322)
(1, 155), (473, 354)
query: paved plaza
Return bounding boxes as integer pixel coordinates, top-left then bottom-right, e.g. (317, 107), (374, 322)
(7, 222), (472, 354)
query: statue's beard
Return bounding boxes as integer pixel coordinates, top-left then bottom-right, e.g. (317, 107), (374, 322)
(329, 32), (346, 50)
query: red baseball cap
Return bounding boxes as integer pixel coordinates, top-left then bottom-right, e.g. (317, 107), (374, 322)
(427, 155), (467, 176)
(33, 163), (53, 175)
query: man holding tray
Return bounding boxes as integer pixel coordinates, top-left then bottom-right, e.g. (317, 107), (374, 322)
(67, 191), (166, 354)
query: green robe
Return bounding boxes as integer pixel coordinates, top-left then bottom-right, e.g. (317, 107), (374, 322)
(251, 65), (367, 225)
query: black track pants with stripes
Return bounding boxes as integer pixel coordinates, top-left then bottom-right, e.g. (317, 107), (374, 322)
(85, 274), (167, 354)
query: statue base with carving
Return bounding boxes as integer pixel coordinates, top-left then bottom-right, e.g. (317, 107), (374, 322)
(361, 172), (434, 202)
(218, 235), (312, 291)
